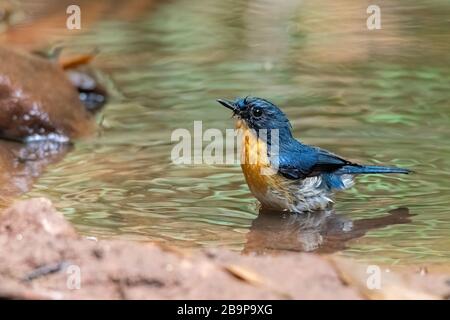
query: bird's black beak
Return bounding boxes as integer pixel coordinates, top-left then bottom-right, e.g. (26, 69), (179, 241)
(217, 99), (238, 113)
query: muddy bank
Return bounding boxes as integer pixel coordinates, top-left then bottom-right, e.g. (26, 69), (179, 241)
(0, 46), (105, 141)
(0, 0), (161, 49)
(0, 198), (448, 300)
(0, 45), (107, 208)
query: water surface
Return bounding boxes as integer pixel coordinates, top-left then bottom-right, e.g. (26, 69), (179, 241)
(21, 0), (450, 265)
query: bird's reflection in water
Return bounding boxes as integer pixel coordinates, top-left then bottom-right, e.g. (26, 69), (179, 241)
(243, 207), (414, 254)
(0, 140), (69, 206)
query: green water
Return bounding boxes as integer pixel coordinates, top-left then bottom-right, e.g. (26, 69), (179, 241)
(25, 0), (450, 265)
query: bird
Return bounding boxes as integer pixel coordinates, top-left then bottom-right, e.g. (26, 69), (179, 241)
(217, 97), (411, 213)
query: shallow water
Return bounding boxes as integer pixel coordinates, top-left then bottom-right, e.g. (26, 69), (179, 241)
(21, 0), (450, 265)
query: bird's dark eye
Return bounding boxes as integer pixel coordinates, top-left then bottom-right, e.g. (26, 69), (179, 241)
(251, 107), (263, 118)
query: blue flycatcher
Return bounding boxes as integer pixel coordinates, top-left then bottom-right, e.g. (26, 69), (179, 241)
(217, 97), (410, 213)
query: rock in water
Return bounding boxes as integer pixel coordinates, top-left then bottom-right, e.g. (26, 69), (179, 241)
(0, 46), (97, 141)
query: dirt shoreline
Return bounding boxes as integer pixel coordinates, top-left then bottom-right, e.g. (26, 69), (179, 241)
(0, 198), (448, 300)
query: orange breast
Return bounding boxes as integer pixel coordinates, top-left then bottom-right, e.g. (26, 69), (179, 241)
(237, 120), (277, 198)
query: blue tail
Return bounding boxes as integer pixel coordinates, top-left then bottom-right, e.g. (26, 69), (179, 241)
(336, 165), (411, 175)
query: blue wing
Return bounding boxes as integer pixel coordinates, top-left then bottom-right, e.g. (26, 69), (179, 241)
(276, 141), (410, 190)
(277, 142), (354, 180)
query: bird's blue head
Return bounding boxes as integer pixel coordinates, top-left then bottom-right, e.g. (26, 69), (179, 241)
(217, 97), (293, 138)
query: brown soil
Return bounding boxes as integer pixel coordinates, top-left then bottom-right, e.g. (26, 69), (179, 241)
(0, 198), (448, 300)
(0, 46), (96, 140)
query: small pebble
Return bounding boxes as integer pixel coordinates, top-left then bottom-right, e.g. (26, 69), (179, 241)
(419, 267), (428, 276)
